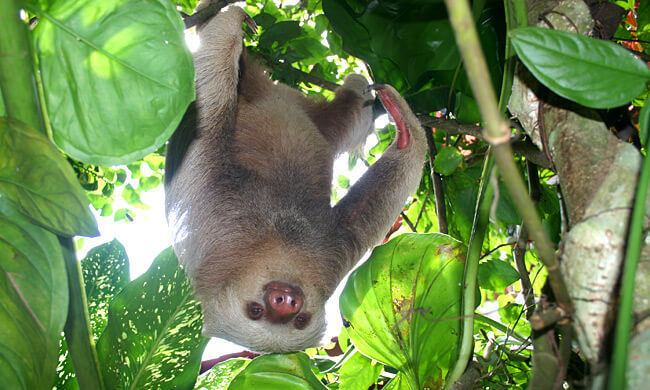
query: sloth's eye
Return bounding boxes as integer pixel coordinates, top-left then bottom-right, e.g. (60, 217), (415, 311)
(293, 313), (311, 329)
(247, 302), (264, 320)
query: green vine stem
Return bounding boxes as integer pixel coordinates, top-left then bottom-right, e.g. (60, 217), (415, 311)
(0, 1), (104, 388)
(447, 1), (530, 385)
(446, 151), (495, 386)
(609, 104), (650, 388)
(443, 0), (572, 314)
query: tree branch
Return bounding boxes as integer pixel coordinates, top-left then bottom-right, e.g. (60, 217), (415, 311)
(182, 0), (239, 29)
(418, 116), (552, 168)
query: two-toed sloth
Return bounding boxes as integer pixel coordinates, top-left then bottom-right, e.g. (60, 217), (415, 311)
(165, 6), (427, 352)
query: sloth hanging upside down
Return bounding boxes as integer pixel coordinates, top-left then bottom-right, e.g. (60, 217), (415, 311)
(164, 6), (427, 352)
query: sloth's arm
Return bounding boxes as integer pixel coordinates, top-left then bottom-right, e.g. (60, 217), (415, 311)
(333, 85), (427, 261)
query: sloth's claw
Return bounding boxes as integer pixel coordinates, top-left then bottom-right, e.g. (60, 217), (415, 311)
(244, 14), (258, 34)
(375, 85), (410, 149)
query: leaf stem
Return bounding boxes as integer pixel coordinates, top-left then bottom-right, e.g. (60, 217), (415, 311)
(60, 237), (105, 389)
(446, 151), (495, 386)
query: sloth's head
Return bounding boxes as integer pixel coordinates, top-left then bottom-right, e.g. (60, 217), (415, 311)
(193, 238), (342, 352)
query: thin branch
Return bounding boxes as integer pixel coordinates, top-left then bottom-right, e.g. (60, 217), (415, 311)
(418, 116), (551, 168)
(182, 0), (239, 29)
(514, 225), (535, 320)
(480, 242), (515, 260)
(424, 126), (449, 233)
(400, 211), (417, 232)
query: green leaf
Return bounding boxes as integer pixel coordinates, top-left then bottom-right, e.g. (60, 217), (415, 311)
(510, 27), (650, 109)
(478, 257), (521, 291)
(30, 0), (194, 165)
(259, 21), (303, 49)
(174, 0), (198, 15)
(338, 351), (382, 390)
(96, 247), (208, 389)
(434, 146), (463, 175)
(55, 240), (130, 388)
(0, 201), (68, 389)
(195, 358), (250, 390)
(640, 101), (650, 147)
(230, 352), (326, 389)
(340, 233), (465, 388)
(0, 118), (98, 237)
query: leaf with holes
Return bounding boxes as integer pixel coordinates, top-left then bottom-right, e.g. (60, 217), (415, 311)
(0, 201), (68, 389)
(510, 27), (650, 109)
(55, 240), (130, 388)
(30, 0), (194, 165)
(195, 358), (250, 390)
(0, 118), (97, 237)
(230, 352), (326, 389)
(340, 233), (465, 389)
(96, 247), (208, 388)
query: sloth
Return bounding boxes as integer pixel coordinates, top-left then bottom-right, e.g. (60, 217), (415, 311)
(164, 6), (427, 352)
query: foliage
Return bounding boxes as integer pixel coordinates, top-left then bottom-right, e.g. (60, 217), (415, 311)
(29, 0), (194, 166)
(510, 27), (650, 109)
(1, 0), (648, 389)
(96, 247), (207, 389)
(0, 202), (68, 389)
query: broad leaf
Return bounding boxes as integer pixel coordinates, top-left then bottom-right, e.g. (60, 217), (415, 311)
(0, 202), (68, 389)
(510, 27), (650, 109)
(195, 358), (250, 390)
(96, 247), (207, 389)
(478, 256), (521, 292)
(434, 146), (463, 176)
(338, 350), (383, 390)
(340, 233), (465, 389)
(55, 240), (130, 388)
(0, 118), (98, 237)
(230, 352), (326, 389)
(30, 0), (194, 165)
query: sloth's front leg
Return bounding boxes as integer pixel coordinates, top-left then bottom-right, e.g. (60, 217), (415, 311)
(334, 85), (427, 262)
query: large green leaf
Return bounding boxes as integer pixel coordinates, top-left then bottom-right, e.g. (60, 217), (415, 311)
(337, 350), (383, 390)
(0, 201), (68, 389)
(96, 247), (208, 389)
(340, 233), (465, 389)
(194, 358), (250, 390)
(30, 0), (194, 165)
(230, 352), (326, 389)
(510, 27), (650, 109)
(0, 118), (97, 237)
(55, 240), (130, 389)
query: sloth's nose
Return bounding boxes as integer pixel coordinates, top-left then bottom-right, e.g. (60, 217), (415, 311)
(267, 288), (303, 318)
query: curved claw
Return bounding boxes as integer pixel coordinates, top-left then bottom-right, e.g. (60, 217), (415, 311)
(244, 14), (258, 34)
(375, 85), (410, 149)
